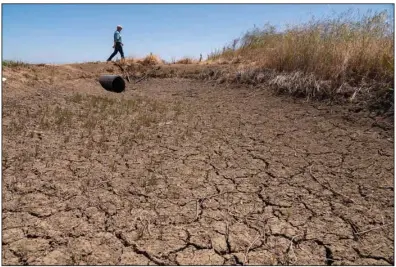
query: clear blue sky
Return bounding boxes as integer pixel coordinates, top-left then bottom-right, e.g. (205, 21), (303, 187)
(2, 4), (393, 64)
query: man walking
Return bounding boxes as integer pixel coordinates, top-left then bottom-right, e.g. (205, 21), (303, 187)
(107, 25), (125, 63)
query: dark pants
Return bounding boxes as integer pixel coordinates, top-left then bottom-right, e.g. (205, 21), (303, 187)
(107, 42), (124, 61)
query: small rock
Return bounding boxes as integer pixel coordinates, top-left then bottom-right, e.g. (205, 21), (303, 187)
(211, 235), (228, 254)
(120, 231), (141, 244)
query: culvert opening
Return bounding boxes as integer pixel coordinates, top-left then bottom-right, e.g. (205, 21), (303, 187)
(112, 76), (125, 93)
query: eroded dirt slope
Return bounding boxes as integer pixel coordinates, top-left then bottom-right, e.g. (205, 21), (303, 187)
(2, 64), (394, 265)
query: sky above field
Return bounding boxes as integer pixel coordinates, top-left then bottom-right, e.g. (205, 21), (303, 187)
(2, 3), (393, 64)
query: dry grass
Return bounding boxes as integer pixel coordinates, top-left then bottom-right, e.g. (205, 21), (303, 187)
(138, 54), (163, 66)
(208, 9), (394, 89)
(116, 54), (164, 66)
(3, 93), (176, 143)
(2, 60), (31, 68)
(175, 57), (195, 64)
(3, 92), (186, 161)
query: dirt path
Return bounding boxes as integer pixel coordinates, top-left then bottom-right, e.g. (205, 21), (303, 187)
(2, 71), (394, 265)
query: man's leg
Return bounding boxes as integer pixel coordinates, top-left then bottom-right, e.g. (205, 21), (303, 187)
(119, 45), (125, 63)
(107, 47), (119, 62)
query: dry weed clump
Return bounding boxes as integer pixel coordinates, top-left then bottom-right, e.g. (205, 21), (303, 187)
(138, 54), (163, 66)
(175, 57), (194, 64)
(208, 9), (394, 103)
(203, 58), (233, 65)
(121, 57), (138, 64)
(269, 71), (334, 100)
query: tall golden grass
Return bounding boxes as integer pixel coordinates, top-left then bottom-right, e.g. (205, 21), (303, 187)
(208, 9), (394, 87)
(122, 54), (163, 66)
(140, 54), (163, 65)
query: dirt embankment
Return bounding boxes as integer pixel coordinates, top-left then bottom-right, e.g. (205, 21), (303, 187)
(4, 60), (393, 122)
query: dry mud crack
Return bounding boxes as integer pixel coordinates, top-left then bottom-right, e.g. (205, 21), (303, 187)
(2, 66), (394, 265)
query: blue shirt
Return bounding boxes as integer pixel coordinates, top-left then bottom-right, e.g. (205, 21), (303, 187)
(114, 31), (122, 43)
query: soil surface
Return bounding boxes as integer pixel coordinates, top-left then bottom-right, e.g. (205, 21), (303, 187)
(2, 63), (394, 265)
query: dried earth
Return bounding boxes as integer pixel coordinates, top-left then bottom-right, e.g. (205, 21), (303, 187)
(2, 63), (394, 265)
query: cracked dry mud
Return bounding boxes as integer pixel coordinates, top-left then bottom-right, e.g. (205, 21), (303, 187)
(2, 68), (394, 265)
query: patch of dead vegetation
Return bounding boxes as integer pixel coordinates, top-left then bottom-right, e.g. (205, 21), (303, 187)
(175, 57), (195, 64)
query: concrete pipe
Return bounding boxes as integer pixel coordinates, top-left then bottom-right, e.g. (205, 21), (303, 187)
(98, 75), (125, 93)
